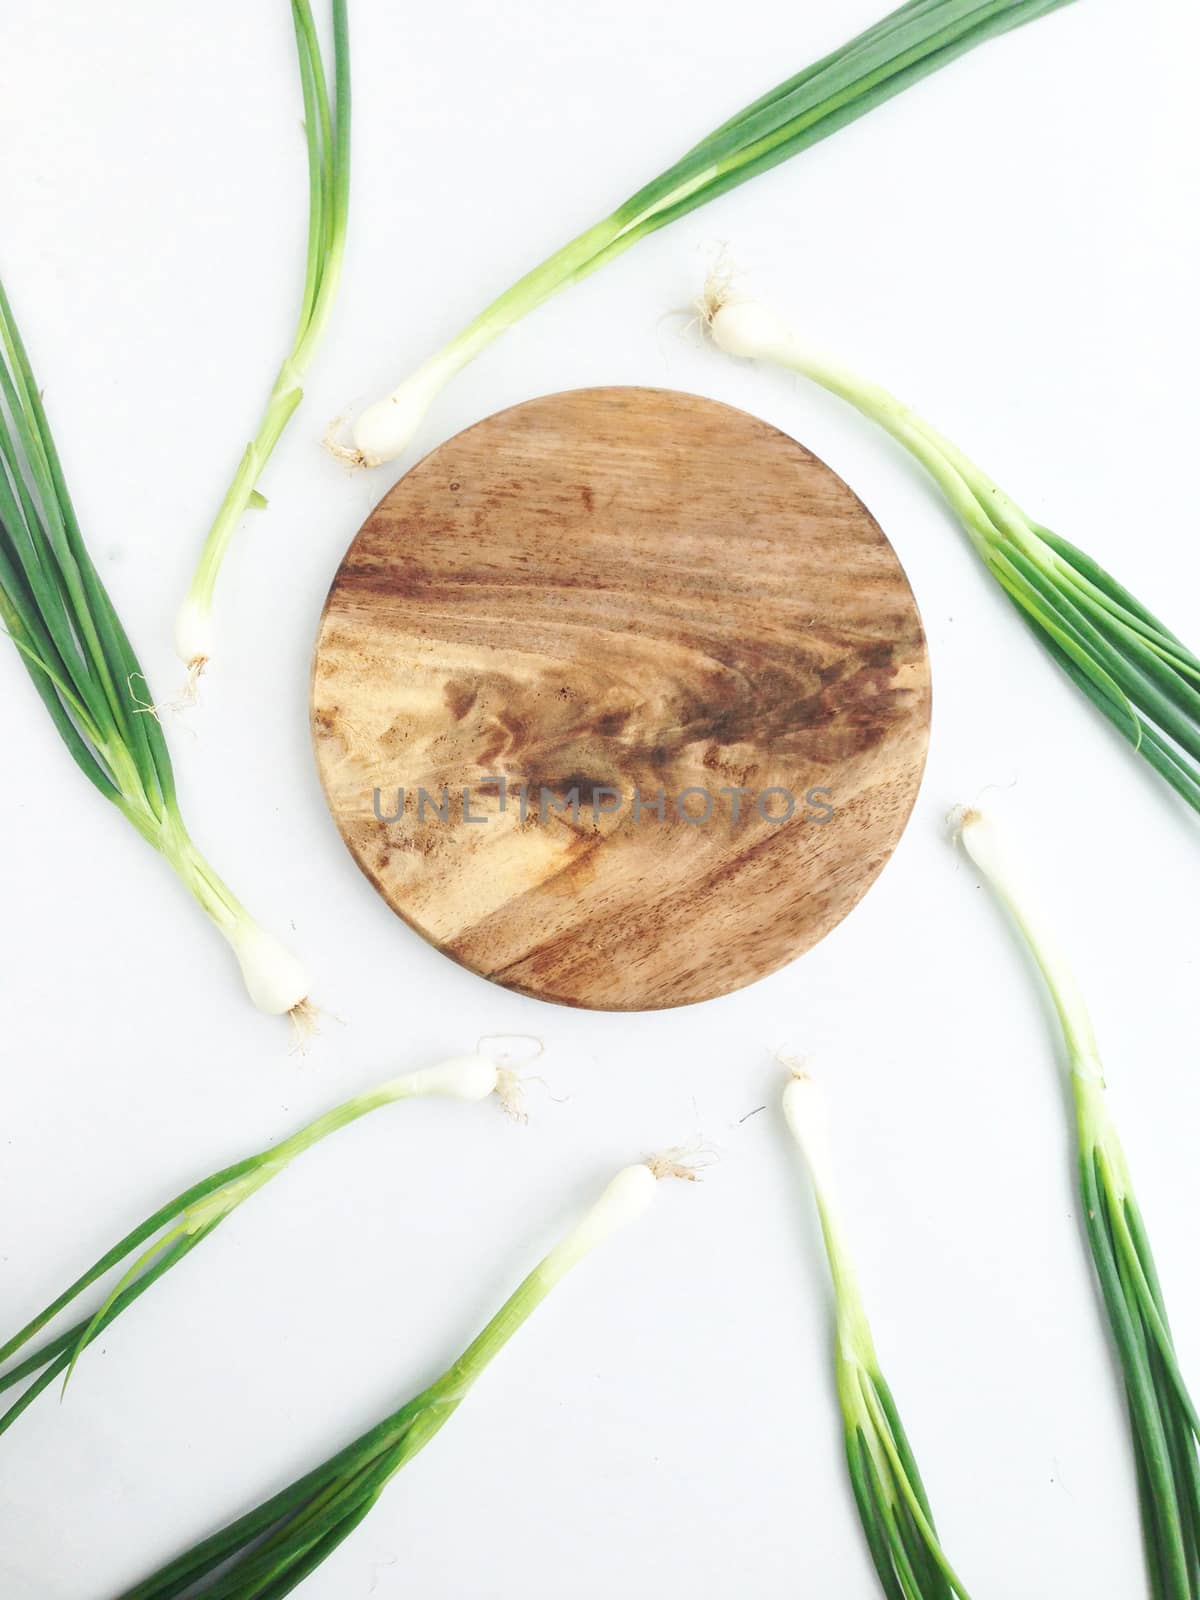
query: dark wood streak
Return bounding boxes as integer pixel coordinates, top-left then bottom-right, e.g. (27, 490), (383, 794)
(311, 387), (930, 1011)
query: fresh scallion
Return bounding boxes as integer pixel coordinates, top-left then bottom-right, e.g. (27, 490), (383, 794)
(0, 1053), (519, 1438)
(0, 278), (310, 1019)
(174, 0), (350, 682)
(782, 1068), (972, 1600)
(114, 1154), (690, 1600)
(954, 807), (1200, 1600)
(340, 0), (1074, 469)
(702, 291), (1200, 818)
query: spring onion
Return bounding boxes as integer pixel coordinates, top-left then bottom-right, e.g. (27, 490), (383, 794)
(115, 1153), (690, 1600)
(0, 277), (310, 1019)
(782, 1068), (972, 1599)
(338, 0), (1074, 469)
(0, 1053), (520, 1439)
(702, 290), (1200, 818)
(954, 807), (1200, 1599)
(175, 0), (350, 683)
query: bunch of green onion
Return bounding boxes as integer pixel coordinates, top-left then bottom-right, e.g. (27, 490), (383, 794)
(954, 808), (1200, 1599)
(0, 1053), (519, 1438)
(115, 1155), (689, 1599)
(341, 0), (1074, 469)
(0, 278), (310, 1020)
(702, 291), (1200, 818)
(782, 1068), (972, 1599)
(175, 0), (350, 684)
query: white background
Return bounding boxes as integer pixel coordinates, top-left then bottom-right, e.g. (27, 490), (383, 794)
(1, 2), (1197, 1595)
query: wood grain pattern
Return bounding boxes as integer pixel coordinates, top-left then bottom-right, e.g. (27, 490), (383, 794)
(311, 387), (930, 1010)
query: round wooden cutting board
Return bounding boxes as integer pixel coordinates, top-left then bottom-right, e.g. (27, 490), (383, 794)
(311, 387), (930, 1011)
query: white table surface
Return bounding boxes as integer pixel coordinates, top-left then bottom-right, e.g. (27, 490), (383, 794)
(2, 2), (1198, 1595)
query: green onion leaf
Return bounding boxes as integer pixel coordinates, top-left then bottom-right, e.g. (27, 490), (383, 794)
(782, 1069), (972, 1599)
(114, 1156), (683, 1599)
(342, 0), (1074, 468)
(174, 0), (350, 680)
(0, 274), (312, 1017)
(0, 1054), (511, 1436)
(955, 808), (1200, 1600)
(702, 292), (1200, 821)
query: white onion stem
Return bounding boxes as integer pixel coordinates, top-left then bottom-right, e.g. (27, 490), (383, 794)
(539, 1163), (659, 1287)
(781, 1071), (872, 1359)
(951, 806), (1102, 1082)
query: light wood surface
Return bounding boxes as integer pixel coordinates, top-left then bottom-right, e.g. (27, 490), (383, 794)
(311, 387), (930, 1010)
